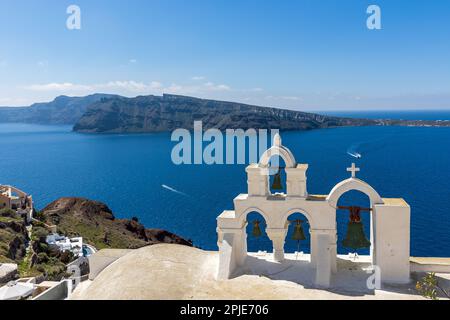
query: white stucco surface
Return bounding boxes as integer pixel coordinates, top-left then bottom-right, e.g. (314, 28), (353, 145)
(70, 244), (450, 300)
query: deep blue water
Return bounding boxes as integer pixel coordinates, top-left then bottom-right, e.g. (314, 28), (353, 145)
(1, 113), (450, 257)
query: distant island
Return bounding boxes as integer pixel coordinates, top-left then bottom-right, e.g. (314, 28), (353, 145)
(1, 93), (449, 133)
(0, 94), (116, 125)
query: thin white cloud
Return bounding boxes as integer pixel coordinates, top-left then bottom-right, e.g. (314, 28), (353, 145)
(281, 96), (302, 101)
(265, 95), (302, 102)
(26, 82), (92, 92)
(203, 82), (231, 91)
(150, 81), (163, 89)
(129, 59), (137, 64)
(191, 76), (206, 81)
(24, 80), (231, 97)
(25, 81), (159, 93)
(37, 60), (48, 68)
(0, 97), (29, 106)
(101, 81), (161, 92)
(165, 82), (231, 95)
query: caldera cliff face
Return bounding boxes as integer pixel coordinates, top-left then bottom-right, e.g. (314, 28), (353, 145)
(40, 197), (193, 250)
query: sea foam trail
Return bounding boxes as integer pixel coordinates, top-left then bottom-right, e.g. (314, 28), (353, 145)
(162, 184), (188, 196)
(347, 151), (362, 158)
(347, 142), (362, 158)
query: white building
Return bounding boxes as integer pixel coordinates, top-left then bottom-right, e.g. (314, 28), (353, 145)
(46, 234), (84, 258)
(216, 133), (411, 288)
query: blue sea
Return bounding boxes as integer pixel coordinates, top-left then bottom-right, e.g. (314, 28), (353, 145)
(1, 110), (450, 257)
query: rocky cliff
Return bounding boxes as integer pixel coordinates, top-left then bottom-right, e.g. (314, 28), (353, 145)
(0, 94), (116, 125)
(0, 209), (29, 264)
(73, 94), (450, 133)
(73, 94), (381, 133)
(39, 197), (193, 250)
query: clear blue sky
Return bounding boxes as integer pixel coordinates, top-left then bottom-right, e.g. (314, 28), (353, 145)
(0, 0), (449, 110)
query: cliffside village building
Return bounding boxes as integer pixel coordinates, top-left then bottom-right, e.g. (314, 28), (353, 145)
(46, 234), (85, 258)
(0, 185), (33, 223)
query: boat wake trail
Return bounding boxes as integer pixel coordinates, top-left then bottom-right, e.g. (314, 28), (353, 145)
(346, 134), (393, 160)
(347, 151), (362, 159)
(347, 144), (362, 159)
(162, 184), (188, 197)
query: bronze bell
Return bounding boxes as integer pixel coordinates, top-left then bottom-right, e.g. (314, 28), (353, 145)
(252, 220), (263, 238)
(342, 221), (371, 250)
(271, 168), (283, 190)
(292, 220), (306, 241)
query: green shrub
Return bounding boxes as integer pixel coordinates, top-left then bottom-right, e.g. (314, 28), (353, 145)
(36, 265), (45, 272)
(0, 242), (9, 253)
(48, 246), (61, 258)
(416, 273), (450, 300)
(38, 242), (49, 253)
(45, 262), (67, 281)
(0, 208), (17, 218)
(60, 250), (75, 264)
(34, 210), (46, 222)
(37, 252), (49, 264)
(33, 226), (49, 242)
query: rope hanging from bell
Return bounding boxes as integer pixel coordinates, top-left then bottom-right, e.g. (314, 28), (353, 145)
(340, 206), (371, 251)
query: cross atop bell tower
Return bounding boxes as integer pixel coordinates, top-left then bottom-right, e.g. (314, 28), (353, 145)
(347, 163), (360, 178)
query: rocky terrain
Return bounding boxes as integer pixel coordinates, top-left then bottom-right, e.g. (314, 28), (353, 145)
(73, 94), (380, 133)
(73, 94), (450, 133)
(0, 94), (116, 124)
(39, 197), (193, 250)
(0, 209), (28, 264)
(0, 198), (192, 281)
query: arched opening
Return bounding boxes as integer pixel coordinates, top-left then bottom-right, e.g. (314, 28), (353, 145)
(245, 211), (271, 254)
(336, 190), (372, 257)
(284, 212), (311, 261)
(327, 178), (383, 209)
(258, 140), (296, 169)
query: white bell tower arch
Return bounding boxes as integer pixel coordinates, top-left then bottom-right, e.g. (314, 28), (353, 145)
(216, 134), (411, 287)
